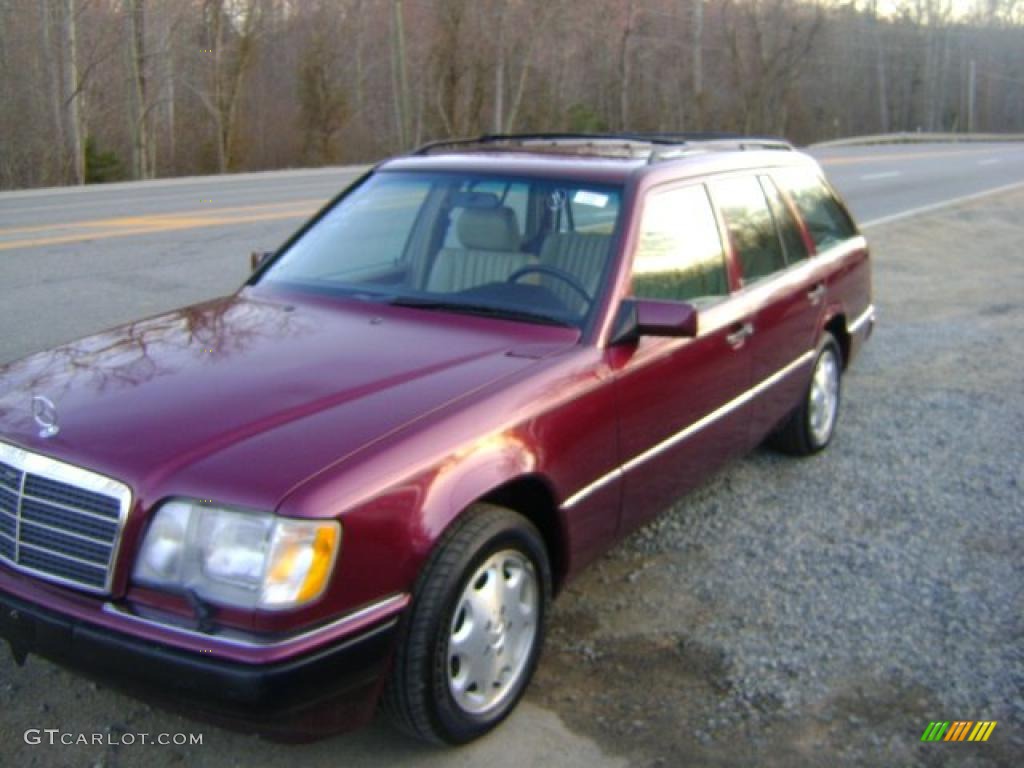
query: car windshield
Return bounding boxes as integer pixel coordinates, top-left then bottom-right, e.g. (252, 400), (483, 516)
(258, 171), (624, 328)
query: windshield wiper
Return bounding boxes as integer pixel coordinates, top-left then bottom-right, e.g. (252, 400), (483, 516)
(389, 297), (571, 327)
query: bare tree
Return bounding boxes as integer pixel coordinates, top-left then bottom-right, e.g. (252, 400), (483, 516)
(37, 0), (65, 174)
(867, 0), (890, 132)
(297, 1), (349, 162)
(498, 1), (556, 133)
(352, 0), (366, 118)
(619, 0), (637, 130)
(390, 0), (411, 149)
(188, 0), (263, 172)
(492, 0), (506, 133)
(125, 0), (154, 179)
(913, 0), (955, 130)
(692, 0), (706, 124)
(155, 1), (180, 172)
(60, 0), (85, 183)
(723, 0), (824, 134)
(430, 0), (485, 138)
(4, 0), (1024, 190)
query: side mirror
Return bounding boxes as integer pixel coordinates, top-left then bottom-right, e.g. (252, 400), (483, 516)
(250, 250), (274, 271)
(612, 299), (698, 344)
(636, 299), (698, 337)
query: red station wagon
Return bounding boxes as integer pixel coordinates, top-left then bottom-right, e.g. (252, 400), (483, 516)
(0, 134), (874, 744)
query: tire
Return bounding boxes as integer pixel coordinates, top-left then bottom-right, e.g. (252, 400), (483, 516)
(769, 332), (842, 456)
(384, 503), (552, 744)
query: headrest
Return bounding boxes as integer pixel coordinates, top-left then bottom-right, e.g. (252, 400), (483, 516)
(539, 231), (611, 260)
(457, 207), (520, 252)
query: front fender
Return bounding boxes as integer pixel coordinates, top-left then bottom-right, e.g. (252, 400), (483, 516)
(418, 431), (542, 547)
(286, 430), (552, 621)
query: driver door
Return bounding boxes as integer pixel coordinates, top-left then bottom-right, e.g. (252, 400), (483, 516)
(610, 182), (753, 535)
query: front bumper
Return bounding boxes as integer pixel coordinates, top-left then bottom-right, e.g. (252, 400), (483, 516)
(0, 588), (400, 742)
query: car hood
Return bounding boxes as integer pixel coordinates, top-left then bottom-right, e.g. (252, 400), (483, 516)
(0, 290), (579, 511)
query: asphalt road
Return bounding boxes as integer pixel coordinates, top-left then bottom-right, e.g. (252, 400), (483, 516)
(0, 142), (1022, 364)
(0, 143), (1022, 767)
(811, 142), (1024, 225)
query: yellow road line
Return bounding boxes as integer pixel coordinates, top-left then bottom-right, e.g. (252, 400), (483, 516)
(0, 207), (317, 252)
(0, 198), (324, 238)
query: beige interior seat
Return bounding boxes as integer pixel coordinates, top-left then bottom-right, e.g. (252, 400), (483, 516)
(427, 207), (530, 293)
(538, 232), (612, 309)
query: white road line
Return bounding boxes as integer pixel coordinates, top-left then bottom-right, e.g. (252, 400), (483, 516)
(860, 171), (902, 181)
(861, 179), (1024, 229)
(977, 158), (1000, 166)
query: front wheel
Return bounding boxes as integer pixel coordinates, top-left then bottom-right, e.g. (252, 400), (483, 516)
(770, 333), (842, 456)
(384, 504), (551, 744)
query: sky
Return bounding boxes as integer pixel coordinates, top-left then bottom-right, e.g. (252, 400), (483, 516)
(875, 0), (985, 20)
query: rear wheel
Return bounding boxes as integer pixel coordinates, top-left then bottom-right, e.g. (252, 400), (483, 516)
(770, 333), (842, 456)
(384, 503), (551, 744)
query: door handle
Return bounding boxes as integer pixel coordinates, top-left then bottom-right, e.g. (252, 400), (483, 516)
(726, 322), (755, 348)
(807, 283), (826, 305)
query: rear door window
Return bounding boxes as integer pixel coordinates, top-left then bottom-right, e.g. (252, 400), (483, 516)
(569, 188), (619, 234)
(542, 186), (622, 237)
(631, 184), (729, 305)
(774, 168), (856, 251)
(710, 176), (786, 285)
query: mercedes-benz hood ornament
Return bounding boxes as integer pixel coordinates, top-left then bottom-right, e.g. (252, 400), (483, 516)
(32, 395), (59, 438)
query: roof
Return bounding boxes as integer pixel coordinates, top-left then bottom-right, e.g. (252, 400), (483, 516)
(381, 152), (646, 184)
(412, 133), (795, 158)
(380, 133), (819, 185)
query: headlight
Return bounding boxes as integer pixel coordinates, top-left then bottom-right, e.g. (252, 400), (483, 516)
(133, 500), (340, 610)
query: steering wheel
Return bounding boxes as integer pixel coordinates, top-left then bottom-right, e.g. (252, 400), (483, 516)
(507, 265), (592, 310)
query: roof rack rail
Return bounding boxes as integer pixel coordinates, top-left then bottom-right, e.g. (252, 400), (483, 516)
(411, 133), (678, 156)
(645, 135), (793, 163)
(409, 132), (794, 161)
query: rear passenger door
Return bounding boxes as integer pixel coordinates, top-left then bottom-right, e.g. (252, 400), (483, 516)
(613, 183), (752, 534)
(708, 174), (821, 443)
(773, 167), (872, 349)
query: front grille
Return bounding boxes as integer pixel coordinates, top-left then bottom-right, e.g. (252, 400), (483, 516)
(0, 442), (131, 594)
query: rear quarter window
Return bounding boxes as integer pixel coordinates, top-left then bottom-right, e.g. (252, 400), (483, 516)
(760, 175), (809, 266)
(774, 168), (857, 252)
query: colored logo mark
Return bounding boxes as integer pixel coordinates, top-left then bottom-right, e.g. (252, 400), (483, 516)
(921, 721), (997, 742)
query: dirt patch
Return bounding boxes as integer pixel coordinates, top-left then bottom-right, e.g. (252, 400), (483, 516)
(533, 629), (732, 765)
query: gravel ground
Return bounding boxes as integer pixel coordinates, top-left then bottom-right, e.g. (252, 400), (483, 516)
(531, 190), (1023, 766)
(1, 191), (1021, 767)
